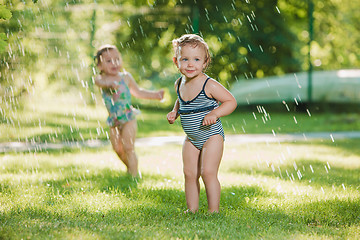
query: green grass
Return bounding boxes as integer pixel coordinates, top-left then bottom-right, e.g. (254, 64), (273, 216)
(1, 95), (360, 239)
(1, 96), (360, 143)
(1, 139), (359, 239)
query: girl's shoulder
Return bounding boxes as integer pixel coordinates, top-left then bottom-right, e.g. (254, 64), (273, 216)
(174, 76), (181, 86)
(119, 71), (130, 78)
(206, 77), (222, 87)
(204, 77), (225, 95)
(119, 71), (133, 84)
(95, 75), (102, 82)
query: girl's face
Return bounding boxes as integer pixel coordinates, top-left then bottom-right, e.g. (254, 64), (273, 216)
(97, 49), (122, 76)
(175, 44), (208, 80)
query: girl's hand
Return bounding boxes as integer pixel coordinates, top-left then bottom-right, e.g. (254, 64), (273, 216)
(202, 112), (218, 126)
(167, 110), (178, 124)
(158, 89), (165, 101)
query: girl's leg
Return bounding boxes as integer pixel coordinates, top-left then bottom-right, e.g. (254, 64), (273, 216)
(182, 139), (201, 212)
(200, 134), (224, 213)
(109, 120), (138, 177)
(120, 119), (138, 177)
(109, 126), (129, 168)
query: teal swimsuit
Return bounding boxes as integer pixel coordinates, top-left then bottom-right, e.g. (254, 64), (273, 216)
(101, 73), (138, 127)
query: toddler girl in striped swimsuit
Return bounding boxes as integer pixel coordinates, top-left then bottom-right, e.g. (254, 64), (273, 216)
(167, 34), (237, 213)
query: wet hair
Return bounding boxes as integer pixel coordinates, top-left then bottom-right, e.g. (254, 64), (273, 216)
(172, 34), (211, 70)
(94, 44), (119, 66)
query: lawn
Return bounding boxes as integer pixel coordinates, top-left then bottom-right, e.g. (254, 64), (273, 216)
(1, 94), (360, 143)
(1, 95), (360, 239)
(0, 138), (359, 239)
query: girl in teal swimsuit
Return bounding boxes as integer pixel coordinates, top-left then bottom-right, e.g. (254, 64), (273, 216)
(95, 44), (164, 177)
(101, 72), (138, 127)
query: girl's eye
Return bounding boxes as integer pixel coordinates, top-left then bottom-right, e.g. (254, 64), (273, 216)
(182, 58), (188, 61)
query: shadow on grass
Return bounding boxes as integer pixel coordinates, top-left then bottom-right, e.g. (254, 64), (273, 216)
(1, 143), (359, 239)
(42, 167), (141, 195)
(2, 181), (358, 239)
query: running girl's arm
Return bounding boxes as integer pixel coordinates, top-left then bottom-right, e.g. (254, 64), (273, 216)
(202, 79), (237, 126)
(94, 75), (117, 89)
(126, 72), (164, 100)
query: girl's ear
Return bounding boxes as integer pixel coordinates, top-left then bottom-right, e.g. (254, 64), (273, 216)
(97, 63), (103, 72)
(172, 57), (178, 66)
(203, 57), (210, 71)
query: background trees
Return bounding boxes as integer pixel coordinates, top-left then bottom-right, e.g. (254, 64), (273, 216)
(1, 0), (359, 105)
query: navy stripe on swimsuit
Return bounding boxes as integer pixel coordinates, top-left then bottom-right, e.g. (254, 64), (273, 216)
(177, 77), (225, 150)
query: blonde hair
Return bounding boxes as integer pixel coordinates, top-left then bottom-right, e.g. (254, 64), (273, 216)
(172, 34), (211, 70)
(95, 44), (120, 65)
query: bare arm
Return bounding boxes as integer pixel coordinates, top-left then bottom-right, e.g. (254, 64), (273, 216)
(202, 79), (237, 126)
(94, 75), (117, 89)
(167, 78), (180, 124)
(126, 72), (164, 100)
(167, 98), (179, 124)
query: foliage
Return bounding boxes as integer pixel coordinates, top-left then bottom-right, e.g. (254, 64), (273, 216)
(0, 5), (12, 53)
(0, 0), (359, 105)
(126, 0), (300, 86)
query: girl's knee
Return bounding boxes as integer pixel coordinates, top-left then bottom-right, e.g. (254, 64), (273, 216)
(183, 169), (200, 180)
(123, 144), (135, 154)
(112, 143), (124, 154)
(201, 169), (217, 181)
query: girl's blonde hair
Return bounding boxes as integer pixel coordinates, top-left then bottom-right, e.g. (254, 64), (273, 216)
(172, 34), (211, 70)
(95, 44), (120, 66)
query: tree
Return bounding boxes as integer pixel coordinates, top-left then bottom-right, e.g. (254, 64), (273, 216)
(123, 0), (301, 86)
(0, 4), (12, 53)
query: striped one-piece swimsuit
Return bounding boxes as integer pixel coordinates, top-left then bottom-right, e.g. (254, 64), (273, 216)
(177, 77), (225, 150)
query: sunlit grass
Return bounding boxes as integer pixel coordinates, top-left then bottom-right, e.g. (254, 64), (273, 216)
(1, 91), (360, 238)
(2, 97), (360, 143)
(2, 138), (359, 239)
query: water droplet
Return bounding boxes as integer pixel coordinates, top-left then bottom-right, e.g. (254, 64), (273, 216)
(297, 170), (302, 180)
(275, 6), (281, 14)
(327, 162), (331, 170)
(293, 116), (297, 124)
(293, 162), (298, 171)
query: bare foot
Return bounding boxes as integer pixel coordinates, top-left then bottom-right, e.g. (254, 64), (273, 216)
(184, 209), (197, 214)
